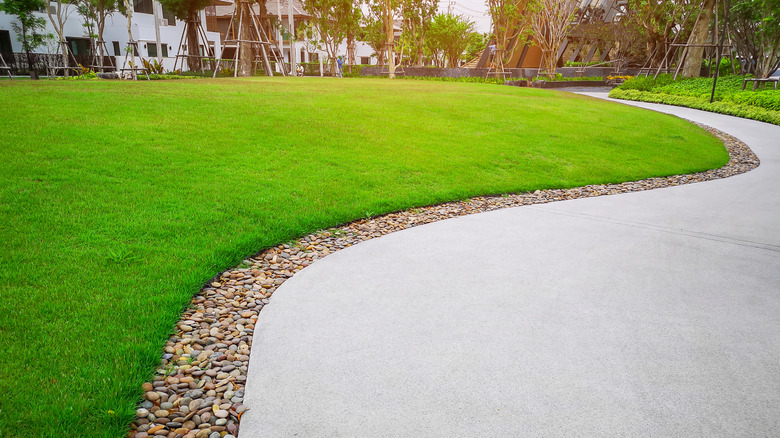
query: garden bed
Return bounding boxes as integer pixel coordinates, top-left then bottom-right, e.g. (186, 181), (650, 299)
(529, 79), (608, 88)
(609, 75), (780, 126)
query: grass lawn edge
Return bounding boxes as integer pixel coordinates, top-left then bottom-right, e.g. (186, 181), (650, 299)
(127, 121), (758, 438)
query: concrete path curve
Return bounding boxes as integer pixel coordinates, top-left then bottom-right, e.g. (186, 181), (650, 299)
(241, 94), (780, 437)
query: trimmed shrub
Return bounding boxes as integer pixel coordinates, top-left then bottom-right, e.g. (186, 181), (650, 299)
(609, 88), (780, 126)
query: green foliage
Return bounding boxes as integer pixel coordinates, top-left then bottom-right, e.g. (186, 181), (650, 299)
(564, 61), (601, 67)
(0, 0), (50, 54)
(538, 75), (604, 82)
(302, 0), (361, 75)
(141, 58), (165, 74)
(618, 75), (780, 113)
(397, 0), (438, 66)
(619, 74), (676, 92)
(158, 0), (211, 21)
(609, 87), (780, 126)
(426, 13), (475, 68)
(146, 74), (197, 80)
(730, 0), (780, 77)
(702, 57), (737, 77)
(392, 75), (518, 84)
(463, 31), (488, 62)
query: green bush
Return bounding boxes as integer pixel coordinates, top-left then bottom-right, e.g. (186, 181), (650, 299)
(615, 74), (780, 114)
(609, 88), (780, 126)
(147, 74), (198, 80)
(727, 91), (780, 111)
(379, 75), (517, 85)
(619, 74), (675, 92)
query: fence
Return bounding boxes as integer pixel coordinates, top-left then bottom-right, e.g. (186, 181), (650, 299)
(0, 52), (116, 76)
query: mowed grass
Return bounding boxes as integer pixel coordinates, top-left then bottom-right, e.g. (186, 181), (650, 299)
(0, 77), (727, 437)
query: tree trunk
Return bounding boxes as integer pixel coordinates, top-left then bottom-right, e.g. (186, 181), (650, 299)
(187, 10), (203, 72)
(383, 0), (394, 78)
(98, 6), (106, 70)
(237, 0), (253, 76)
(124, 0), (134, 75)
(681, 0), (715, 78)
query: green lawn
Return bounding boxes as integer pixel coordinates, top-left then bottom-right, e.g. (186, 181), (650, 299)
(0, 77), (727, 437)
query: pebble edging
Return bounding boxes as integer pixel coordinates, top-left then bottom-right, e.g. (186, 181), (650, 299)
(129, 123), (758, 438)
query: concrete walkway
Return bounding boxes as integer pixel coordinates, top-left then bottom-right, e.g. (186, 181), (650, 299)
(241, 95), (780, 437)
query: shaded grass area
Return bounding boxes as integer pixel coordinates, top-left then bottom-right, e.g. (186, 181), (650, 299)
(611, 75), (780, 125)
(0, 78), (727, 437)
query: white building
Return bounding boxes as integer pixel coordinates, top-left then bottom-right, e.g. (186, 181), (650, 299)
(0, 0), (222, 74)
(208, 0), (378, 70)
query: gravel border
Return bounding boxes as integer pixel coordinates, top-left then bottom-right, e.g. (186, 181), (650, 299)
(129, 123), (758, 438)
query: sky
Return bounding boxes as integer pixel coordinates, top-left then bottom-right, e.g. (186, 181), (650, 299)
(436, 0), (492, 33)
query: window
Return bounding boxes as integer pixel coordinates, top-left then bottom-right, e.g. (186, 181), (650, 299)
(112, 41), (121, 56)
(147, 42), (157, 58)
(133, 0), (153, 14)
(0, 30), (12, 53)
(67, 37), (91, 56)
(161, 5), (176, 26)
(161, 44), (168, 57)
(360, 56), (369, 65)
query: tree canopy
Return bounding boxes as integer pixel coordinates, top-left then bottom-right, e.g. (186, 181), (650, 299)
(426, 13), (475, 68)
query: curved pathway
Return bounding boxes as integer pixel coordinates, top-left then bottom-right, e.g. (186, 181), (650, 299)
(241, 95), (780, 436)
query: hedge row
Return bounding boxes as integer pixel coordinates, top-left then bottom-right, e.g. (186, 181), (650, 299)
(608, 88), (780, 126)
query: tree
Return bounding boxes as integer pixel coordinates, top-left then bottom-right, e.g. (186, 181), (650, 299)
(302, 0), (361, 75)
(623, 0), (696, 69)
(360, 0), (387, 66)
(382, 0), (400, 77)
(159, 0), (212, 72)
(46, 0), (76, 76)
(76, 0), (118, 70)
(680, 0), (716, 77)
(464, 31), (489, 61)
(731, 0), (780, 77)
(0, 0), (50, 77)
(427, 13), (475, 68)
(531, 0), (575, 78)
(486, 0), (537, 73)
(398, 0), (436, 66)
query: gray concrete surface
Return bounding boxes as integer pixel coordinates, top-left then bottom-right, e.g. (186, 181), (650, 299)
(241, 94), (780, 437)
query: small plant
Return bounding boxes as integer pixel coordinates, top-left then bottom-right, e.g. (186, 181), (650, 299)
(141, 58), (165, 74)
(78, 64), (93, 75)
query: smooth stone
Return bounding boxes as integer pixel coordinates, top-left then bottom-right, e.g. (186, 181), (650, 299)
(154, 410), (169, 418)
(136, 408), (149, 417)
(160, 402), (173, 410)
(214, 409), (229, 418)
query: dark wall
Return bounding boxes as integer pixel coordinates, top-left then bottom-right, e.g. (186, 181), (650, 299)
(361, 66), (638, 79)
